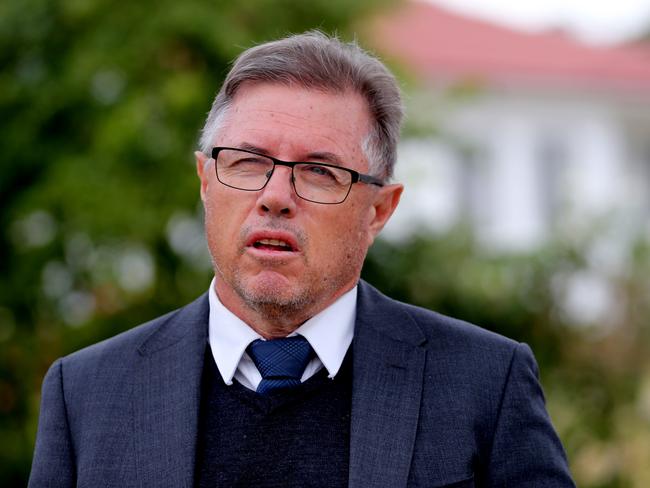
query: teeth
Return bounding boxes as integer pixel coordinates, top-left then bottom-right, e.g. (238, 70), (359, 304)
(257, 238), (290, 248)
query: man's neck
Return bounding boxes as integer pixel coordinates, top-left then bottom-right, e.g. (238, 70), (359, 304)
(213, 278), (354, 339)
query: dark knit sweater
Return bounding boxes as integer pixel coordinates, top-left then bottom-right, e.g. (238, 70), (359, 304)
(194, 345), (353, 487)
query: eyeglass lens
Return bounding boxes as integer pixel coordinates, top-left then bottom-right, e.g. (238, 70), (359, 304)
(215, 149), (353, 204)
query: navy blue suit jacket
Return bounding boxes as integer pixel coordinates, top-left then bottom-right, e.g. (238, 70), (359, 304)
(29, 280), (575, 487)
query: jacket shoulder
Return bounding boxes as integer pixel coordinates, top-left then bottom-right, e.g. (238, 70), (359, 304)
(358, 279), (519, 353)
(57, 293), (208, 373)
(403, 298), (518, 350)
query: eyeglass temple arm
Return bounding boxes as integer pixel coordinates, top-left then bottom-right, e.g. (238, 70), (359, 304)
(357, 173), (385, 187)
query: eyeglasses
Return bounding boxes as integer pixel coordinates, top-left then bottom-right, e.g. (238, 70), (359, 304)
(211, 147), (384, 204)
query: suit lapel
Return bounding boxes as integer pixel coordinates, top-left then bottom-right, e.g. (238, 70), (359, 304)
(133, 294), (208, 488)
(349, 282), (427, 488)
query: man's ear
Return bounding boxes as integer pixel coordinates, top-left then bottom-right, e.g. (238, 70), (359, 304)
(366, 183), (403, 245)
(195, 151), (210, 201)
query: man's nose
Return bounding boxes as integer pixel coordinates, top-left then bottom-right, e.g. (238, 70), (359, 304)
(256, 166), (297, 217)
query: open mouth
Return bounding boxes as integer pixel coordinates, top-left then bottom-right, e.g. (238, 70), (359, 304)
(252, 238), (294, 252)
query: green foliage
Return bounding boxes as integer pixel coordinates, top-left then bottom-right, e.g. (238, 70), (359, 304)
(0, 0), (394, 484)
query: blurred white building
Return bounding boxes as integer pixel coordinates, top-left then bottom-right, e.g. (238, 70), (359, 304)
(367, 1), (650, 251)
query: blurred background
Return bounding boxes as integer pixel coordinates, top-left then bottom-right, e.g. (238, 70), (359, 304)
(1, 0), (649, 485)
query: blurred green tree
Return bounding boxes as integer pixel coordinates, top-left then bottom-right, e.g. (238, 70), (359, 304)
(0, 0), (394, 484)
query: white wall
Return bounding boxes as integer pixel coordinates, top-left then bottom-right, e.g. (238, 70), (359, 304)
(384, 88), (649, 251)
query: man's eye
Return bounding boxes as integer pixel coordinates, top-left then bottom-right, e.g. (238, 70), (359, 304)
(233, 157), (267, 165)
(304, 164), (335, 178)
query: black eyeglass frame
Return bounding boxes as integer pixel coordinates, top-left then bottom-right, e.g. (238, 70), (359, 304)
(210, 146), (385, 204)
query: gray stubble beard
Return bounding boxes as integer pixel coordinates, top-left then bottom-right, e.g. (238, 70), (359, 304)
(209, 218), (367, 331)
(213, 221), (319, 328)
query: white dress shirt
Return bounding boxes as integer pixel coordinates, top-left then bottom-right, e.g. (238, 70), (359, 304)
(207, 278), (356, 391)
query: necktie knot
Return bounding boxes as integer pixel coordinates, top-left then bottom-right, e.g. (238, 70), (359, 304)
(246, 335), (313, 395)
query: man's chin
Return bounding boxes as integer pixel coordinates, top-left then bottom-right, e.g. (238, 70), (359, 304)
(236, 274), (310, 312)
(247, 269), (295, 291)
(239, 292), (312, 326)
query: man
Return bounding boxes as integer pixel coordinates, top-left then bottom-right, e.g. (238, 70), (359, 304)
(29, 32), (575, 487)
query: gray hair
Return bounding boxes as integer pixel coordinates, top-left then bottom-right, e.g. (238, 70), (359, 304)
(199, 31), (403, 180)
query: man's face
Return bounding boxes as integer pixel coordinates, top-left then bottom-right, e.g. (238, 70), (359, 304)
(196, 83), (401, 331)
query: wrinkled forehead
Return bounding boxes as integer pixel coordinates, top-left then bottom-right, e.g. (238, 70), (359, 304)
(227, 80), (371, 124)
(214, 83), (372, 167)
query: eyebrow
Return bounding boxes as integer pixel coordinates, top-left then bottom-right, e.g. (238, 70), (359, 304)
(305, 151), (344, 166)
(237, 142), (269, 154)
(235, 142), (345, 166)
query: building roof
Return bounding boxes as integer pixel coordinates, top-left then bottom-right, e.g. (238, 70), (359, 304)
(368, 1), (650, 93)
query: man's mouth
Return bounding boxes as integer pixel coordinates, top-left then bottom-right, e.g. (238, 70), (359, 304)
(252, 238), (294, 252)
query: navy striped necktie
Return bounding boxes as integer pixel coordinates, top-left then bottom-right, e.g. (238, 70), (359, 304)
(246, 335), (314, 395)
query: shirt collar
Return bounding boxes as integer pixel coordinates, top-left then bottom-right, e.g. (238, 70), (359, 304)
(207, 277), (356, 384)
(294, 286), (356, 379)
